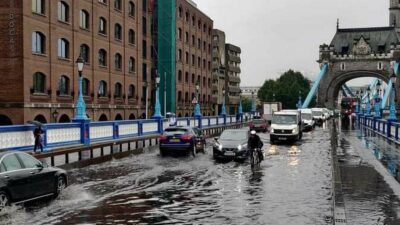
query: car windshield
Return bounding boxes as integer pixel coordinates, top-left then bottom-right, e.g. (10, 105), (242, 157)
(253, 119), (265, 124)
(220, 130), (247, 141)
(302, 113), (312, 120)
(272, 115), (297, 125)
(164, 128), (188, 135)
(313, 111), (323, 116)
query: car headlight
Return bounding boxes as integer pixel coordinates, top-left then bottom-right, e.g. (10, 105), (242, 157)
(292, 128), (298, 133)
(271, 128), (274, 133)
(238, 145), (242, 151)
(218, 144), (223, 150)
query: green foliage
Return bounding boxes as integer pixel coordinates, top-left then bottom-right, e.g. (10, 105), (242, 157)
(258, 70), (314, 109)
(241, 97), (252, 112)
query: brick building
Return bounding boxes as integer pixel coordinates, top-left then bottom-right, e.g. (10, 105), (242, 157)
(0, 0), (154, 125)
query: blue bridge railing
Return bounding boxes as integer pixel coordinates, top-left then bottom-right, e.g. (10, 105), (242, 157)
(0, 115), (243, 152)
(358, 116), (400, 142)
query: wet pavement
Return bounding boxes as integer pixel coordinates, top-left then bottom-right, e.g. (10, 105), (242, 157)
(1, 125), (334, 225)
(337, 119), (400, 225)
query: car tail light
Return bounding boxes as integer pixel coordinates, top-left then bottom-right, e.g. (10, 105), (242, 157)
(159, 135), (168, 141)
(181, 134), (193, 141)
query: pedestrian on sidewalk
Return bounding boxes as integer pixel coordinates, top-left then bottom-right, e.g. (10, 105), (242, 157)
(33, 126), (44, 153)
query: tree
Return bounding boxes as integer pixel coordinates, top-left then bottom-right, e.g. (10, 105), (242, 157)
(258, 70), (313, 109)
(241, 97), (252, 112)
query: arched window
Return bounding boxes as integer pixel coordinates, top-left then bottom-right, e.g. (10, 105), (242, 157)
(129, 113), (136, 120)
(115, 53), (122, 70)
(129, 57), (135, 72)
(32, 31), (45, 54)
(80, 10), (89, 29)
(99, 17), (107, 34)
(178, 70), (182, 82)
(82, 78), (90, 96)
(33, 72), (45, 93)
(98, 80), (107, 97)
(58, 114), (71, 123)
(114, 82), (122, 98)
(128, 1), (135, 17)
(58, 75), (69, 95)
(57, 38), (69, 58)
(58, 1), (69, 22)
(178, 91), (182, 101)
(128, 29), (135, 44)
(185, 72), (188, 83)
(80, 44), (90, 63)
(115, 23), (122, 40)
(185, 92), (188, 102)
(115, 114), (123, 120)
(178, 6), (182, 17)
(0, 115), (13, 126)
(185, 11), (189, 22)
(99, 114), (108, 121)
(191, 74), (195, 84)
(128, 84), (135, 99)
(114, 0), (121, 10)
(32, 0), (45, 14)
(203, 77), (206, 87)
(99, 49), (107, 66)
(34, 115), (47, 124)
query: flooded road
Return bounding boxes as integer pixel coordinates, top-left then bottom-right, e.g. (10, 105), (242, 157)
(1, 126), (333, 225)
(338, 119), (400, 225)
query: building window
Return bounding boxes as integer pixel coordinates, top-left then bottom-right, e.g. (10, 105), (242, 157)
(58, 1), (69, 22)
(192, 16), (195, 26)
(178, 28), (182, 40)
(198, 20), (201, 29)
(142, 0), (147, 12)
(114, 0), (121, 11)
(142, 63), (147, 81)
(115, 23), (122, 40)
(58, 75), (69, 95)
(82, 78), (90, 96)
(98, 0), (107, 4)
(197, 57), (201, 67)
(57, 38), (69, 59)
(115, 53), (122, 70)
(185, 12), (189, 22)
(80, 10), (89, 29)
(99, 49), (107, 66)
(128, 84), (135, 98)
(98, 81), (107, 97)
(191, 74), (195, 84)
(178, 49), (182, 61)
(80, 44), (90, 63)
(192, 35), (195, 45)
(185, 32), (188, 43)
(203, 77), (206, 87)
(32, 31), (45, 54)
(178, 70), (182, 82)
(128, 29), (135, 44)
(191, 54), (195, 66)
(99, 17), (107, 34)
(114, 83), (122, 98)
(128, 1), (135, 17)
(142, 17), (147, 36)
(378, 62), (384, 70)
(129, 57), (135, 72)
(185, 52), (189, 64)
(32, 0), (45, 14)
(178, 6), (182, 17)
(142, 40), (147, 59)
(33, 72), (46, 93)
(185, 72), (188, 83)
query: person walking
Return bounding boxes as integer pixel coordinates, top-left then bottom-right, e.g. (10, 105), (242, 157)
(33, 126), (44, 153)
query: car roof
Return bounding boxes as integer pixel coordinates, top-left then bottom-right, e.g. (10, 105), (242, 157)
(274, 110), (299, 115)
(0, 150), (27, 159)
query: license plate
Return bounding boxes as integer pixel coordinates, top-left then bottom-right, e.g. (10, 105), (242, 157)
(278, 137), (287, 140)
(170, 139), (180, 143)
(224, 151), (235, 156)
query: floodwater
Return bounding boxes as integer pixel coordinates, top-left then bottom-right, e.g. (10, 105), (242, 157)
(0, 126), (334, 225)
(338, 118), (400, 225)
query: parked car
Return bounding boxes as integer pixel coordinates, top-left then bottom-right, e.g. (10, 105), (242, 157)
(213, 129), (249, 161)
(0, 151), (68, 208)
(159, 126), (206, 156)
(249, 119), (269, 133)
(300, 108), (315, 132)
(270, 110), (303, 144)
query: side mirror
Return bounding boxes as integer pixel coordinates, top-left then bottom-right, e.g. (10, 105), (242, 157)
(36, 163), (44, 170)
(214, 137), (219, 141)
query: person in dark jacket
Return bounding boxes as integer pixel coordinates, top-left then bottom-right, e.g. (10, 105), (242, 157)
(33, 126), (44, 153)
(247, 130), (264, 161)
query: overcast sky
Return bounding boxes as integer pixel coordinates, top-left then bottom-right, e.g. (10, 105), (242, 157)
(195, 0), (390, 86)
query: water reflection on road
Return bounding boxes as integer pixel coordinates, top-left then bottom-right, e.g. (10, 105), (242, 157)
(1, 126), (333, 225)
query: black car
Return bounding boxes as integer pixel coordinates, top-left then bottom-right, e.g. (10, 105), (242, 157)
(159, 126), (206, 156)
(0, 151), (68, 208)
(213, 129), (249, 161)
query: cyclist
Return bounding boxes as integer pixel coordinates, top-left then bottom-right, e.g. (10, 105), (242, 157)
(247, 130), (264, 162)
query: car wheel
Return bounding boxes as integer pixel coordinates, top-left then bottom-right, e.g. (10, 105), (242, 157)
(55, 176), (67, 196)
(0, 191), (10, 209)
(192, 145), (197, 157)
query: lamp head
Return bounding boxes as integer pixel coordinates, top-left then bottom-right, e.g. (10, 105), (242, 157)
(76, 54), (84, 72)
(155, 74), (160, 84)
(195, 79), (200, 90)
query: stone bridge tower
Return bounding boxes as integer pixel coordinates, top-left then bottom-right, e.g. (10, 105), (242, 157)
(316, 2), (400, 108)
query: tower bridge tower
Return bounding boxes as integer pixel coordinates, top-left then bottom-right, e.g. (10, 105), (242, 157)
(390, 0), (400, 28)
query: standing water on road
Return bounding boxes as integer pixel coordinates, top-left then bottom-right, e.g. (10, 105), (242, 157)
(0, 127), (333, 225)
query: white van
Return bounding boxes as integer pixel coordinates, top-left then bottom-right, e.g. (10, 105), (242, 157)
(300, 108), (315, 131)
(270, 110), (302, 144)
(311, 108), (325, 125)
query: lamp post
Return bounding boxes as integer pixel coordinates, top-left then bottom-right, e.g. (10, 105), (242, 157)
(360, 90), (364, 115)
(194, 79), (202, 117)
(238, 90), (243, 116)
(355, 90), (360, 114)
(365, 86), (371, 116)
(297, 91), (302, 109)
(251, 91), (256, 116)
(52, 110), (59, 123)
(388, 71), (398, 122)
(152, 73), (162, 119)
(75, 54), (87, 120)
(374, 80), (382, 119)
(221, 89), (226, 116)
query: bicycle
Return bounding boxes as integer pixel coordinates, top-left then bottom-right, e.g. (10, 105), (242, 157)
(249, 148), (260, 170)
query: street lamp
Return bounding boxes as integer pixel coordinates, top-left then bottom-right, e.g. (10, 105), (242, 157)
(75, 54), (88, 120)
(365, 86), (371, 116)
(152, 73), (162, 119)
(355, 90), (360, 114)
(388, 71), (398, 122)
(194, 79), (202, 117)
(360, 90), (364, 115)
(52, 110), (59, 123)
(221, 89), (226, 116)
(297, 91), (303, 109)
(374, 80), (382, 119)
(238, 90), (243, 116)
(251, 91), (256, 116)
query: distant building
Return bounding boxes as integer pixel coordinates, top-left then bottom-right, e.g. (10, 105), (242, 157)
(240, 86), (261, 106)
